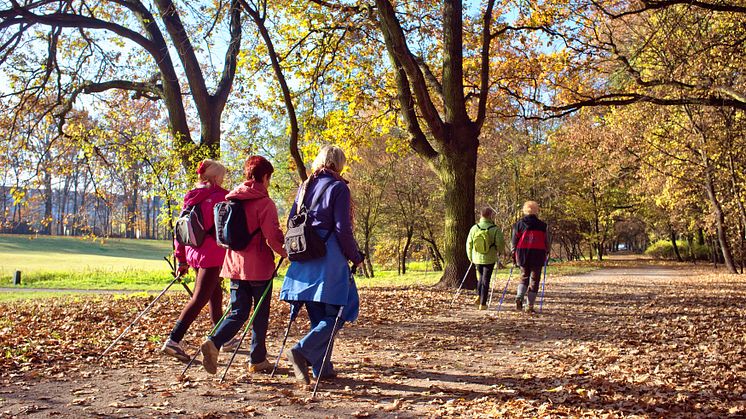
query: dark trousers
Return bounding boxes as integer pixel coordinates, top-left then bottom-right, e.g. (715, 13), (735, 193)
(169, 266), (223, 343)
(475, 263), (495, 305)
(520, 265), (542, 293)
(294, 302), (345, 377)
(211, 279), (272, 364)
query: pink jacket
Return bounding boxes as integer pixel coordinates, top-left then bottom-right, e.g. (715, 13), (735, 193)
(174, 185), (228, 268)
(220, 180), (287, 281)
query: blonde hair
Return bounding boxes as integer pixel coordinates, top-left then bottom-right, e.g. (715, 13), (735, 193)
(312, 145), (346, 173)
(196, 159), (227, 187)
(522, 201), (539, 216)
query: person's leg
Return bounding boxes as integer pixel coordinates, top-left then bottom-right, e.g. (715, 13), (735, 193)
(249, 280), (272, 365)
(292, 302), (344, 377)
(480, 263), (495, 306)
(168, 266), (221, 344)
(210, 280), (251, 348)
(475, 264), (485, 305)
(526, 266), (542, 311)
(206, 269), (224, 326)
(516, 266), (529, 310)
(201, 280), (251, 374)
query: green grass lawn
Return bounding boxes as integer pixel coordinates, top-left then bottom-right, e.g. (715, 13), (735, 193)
(0, 234), (174, 290)
(0, 234), (596, 300)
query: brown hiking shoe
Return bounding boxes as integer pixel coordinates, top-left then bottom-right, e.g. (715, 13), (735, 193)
(248, 359), (272, 374)
(201, 339), (219, 375)
(287, 348), (310, 384)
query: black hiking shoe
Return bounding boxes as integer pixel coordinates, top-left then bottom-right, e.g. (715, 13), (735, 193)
(515, 298), (523, 311)
(287, 348), (310, 385)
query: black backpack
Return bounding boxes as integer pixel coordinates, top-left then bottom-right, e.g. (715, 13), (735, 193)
(174, 204), (213, 247)
(213, 200), (260, 251)
(285, 179), (337, 261)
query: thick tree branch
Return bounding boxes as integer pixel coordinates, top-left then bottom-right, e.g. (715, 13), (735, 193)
(153, 0), (209, 111)
(240, 0), (307, 181)
(214, 0), (242, 111)
(592, 0), (746, 19)
(388, 48), (439, 160)
(414, 55), (444, 105)
(0, 10), (159, 59)
(375, 0), (445, 142)
(441, 0), (467, 123)
(476, 0), (496, 129)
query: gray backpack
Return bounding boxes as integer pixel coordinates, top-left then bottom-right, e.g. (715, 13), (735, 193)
(174, 204), (213, 247)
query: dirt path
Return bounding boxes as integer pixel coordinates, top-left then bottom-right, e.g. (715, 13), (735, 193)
(1, 260), (744, 417)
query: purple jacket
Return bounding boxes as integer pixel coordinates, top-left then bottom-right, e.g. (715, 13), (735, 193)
(289, 172), (363, 265)
(174, 185), (228, 268)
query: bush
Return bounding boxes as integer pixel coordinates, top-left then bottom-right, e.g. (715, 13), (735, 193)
(645, 240), (710, 260)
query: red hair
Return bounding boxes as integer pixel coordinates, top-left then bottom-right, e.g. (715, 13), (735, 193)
(244, 155), (274, 182)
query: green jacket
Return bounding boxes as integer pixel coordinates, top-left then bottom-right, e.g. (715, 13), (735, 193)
(466, 218), (505, 265)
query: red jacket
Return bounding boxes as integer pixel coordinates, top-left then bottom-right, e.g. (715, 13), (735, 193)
(220, 180), (287, 281)
(174, 185), (228, 268)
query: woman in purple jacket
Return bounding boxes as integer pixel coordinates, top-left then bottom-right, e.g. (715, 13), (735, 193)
(162, 159), (234, 362)
(280, 145), (365, 384)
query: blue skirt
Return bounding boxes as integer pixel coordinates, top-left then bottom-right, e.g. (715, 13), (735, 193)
(280, 231), (359, 322)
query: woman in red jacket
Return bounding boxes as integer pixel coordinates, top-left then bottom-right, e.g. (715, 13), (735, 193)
(162, 159), (230, 362)
(200, 156), (287, 374)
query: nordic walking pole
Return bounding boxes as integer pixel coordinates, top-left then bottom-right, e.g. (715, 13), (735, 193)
(539, 256), (549, 313)
(312, 305), (344, 399)
(181, 302), (233, 376)
(270, 302), (301, 377)
(99, 274), (182, 360)
(219, 258), (284, 383)
(449, 262), (474, 306)
(495, 264), (515, 313)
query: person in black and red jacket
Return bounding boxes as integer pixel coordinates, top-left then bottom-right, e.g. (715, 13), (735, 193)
(511, 201), (550, 313)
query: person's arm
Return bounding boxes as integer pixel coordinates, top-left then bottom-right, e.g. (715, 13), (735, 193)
(510, 223), (519, 253)
(332, 183), (364, 264)
(466, 226), (474, 263)
(174, 202), (189, 274)
(510, 223), (519, 264)
(258, 199), (288, 258)
(495, 228), (506, 255)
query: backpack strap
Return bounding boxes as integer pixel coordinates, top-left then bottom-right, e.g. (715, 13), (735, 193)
(476, 223), (498, 248)
(308, 179), (337, 211)
(303, 179), (338, 242)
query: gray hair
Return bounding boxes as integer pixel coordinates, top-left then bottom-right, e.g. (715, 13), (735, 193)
(312, 145), (347, 173)
(522, 201), (539, 215)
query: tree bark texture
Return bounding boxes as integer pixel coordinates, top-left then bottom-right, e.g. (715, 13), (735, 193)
(374, 0), (492, 288)
(703, 161), (738, 273)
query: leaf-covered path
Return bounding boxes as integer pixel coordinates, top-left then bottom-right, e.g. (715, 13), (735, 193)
(1, 260), (745, 417)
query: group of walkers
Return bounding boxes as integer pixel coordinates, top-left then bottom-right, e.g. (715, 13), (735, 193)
(162, 145), (364, 385)
(466, 201), (549, 313)
(159, 143), (546, 383)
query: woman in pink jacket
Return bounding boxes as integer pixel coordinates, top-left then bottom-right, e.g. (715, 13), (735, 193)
(162, 159), (231, 362)
(200, 155), (287, 374)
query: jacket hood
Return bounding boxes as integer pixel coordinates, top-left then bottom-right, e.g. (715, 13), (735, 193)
(184, 185), (226, 206)
(477, 217), (495, 228)
(226, 180), (269, 201)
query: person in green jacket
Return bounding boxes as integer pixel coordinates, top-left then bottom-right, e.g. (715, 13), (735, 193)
(466, 207), (506, 309)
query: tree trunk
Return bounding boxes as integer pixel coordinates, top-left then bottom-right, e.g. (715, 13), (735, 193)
(435, 138), (478, 289)
(41, 171), (53, 235)
(703, 159), (738, 273)
(670, 228), (683, 262)
(401, 227), (414, 275)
